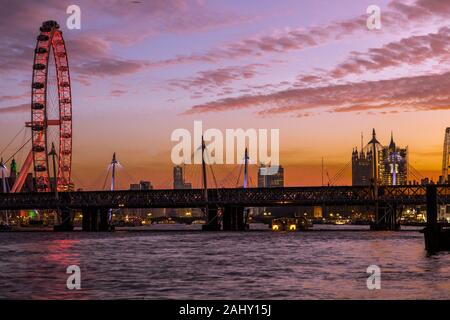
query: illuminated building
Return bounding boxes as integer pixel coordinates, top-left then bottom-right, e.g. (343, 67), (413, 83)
(313, 206), (323, 218)
(378, 133), (408, 186)
(352, 130), (408, 186)
(123, 181), (153, 218)
(257, 164), (286, 217)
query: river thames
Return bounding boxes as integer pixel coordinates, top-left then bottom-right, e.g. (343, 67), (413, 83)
(1, 225), (450, 299)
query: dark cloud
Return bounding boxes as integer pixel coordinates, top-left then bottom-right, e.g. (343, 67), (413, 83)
(110, 89), (127, 97)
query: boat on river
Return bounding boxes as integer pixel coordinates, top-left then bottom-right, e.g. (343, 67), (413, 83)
(271, 217), (312, 231)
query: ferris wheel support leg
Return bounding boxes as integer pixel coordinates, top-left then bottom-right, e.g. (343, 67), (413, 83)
(11, 150), (33, 193)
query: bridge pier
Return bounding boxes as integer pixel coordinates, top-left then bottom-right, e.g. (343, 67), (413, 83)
(90, 208), (99, 231)
(98, 208), (110, 231)
(370, 204), (400, 231)
(82, 208), (113, 232)
(202, 206), (221, 231)
(423, 185), (450, 252)
(81, 207), (96, 231)
(81, 208), (91, 231)
(53, 208), (74, 231)
(222, 206), (248, 231)
(370, 185), (400, 231)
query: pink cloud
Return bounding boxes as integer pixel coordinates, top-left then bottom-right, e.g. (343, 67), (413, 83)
(184, 71), (450, 116)
(73, 59), (150, 77)
(110, 89), (127, 97)
(328, 27), (450, 79)
(0, 0), (249, 79)
(148, 0), (450, 69)
(0, 103), (29, 114)
(167, 63), (268, 91)
(0, 93), (28, 103)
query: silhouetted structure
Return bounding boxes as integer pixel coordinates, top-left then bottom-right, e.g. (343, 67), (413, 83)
(173, 166), (192, 189)
(352, 148), (373, 186)
(352, 130), (407, 186)
(442, 127), (450, 183)
(258, 164), (284, 187)
(130, 180), (153, 190)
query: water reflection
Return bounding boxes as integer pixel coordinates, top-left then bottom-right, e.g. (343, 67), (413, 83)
(0, 227), (450, 299)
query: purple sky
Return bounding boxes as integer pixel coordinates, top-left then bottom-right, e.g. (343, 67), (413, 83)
(1, 0), (450, 189)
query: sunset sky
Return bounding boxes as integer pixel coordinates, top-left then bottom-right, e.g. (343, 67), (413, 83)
(0, 0), (449, 189)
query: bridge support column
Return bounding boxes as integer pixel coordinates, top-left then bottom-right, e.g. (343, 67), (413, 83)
(202, 206), (221, 231)
(82, 208), (99, 231)
(370, 203), (400, 231)
(90, 208), (99, 231)
(222, 206), (248, 231)
(53, 208), (74, 231)
(222, 206), (231, 231)
(422, 185), (450, 252)
(81, 208), (91, 231)
(82, 208), (114, 232)
(99, 208), (111, 231)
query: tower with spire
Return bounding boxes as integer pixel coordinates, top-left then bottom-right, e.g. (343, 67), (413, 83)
(378, 132), (408, 185)
(352, 129), (407, 186)
(352, 132), (373, 186)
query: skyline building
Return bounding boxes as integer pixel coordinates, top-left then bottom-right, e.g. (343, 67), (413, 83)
(123, 181), (154, 218)
(258, 164), (284, 188)
(130, 180), (153, 190)
(378, 133), (408, 186)
(173, 165), (192, 189)
(352, 148), (373, 186)
(257, 164), (286, 217)
(352, 130), (408, 186)
(442, 127), (450, 183)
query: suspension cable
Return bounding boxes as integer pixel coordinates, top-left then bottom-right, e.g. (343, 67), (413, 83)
(235, 164), (243, 187)
(329, 160), (352, 185)
(102, 165), (112, 190)
(4, 137), (32, 165)
(0, 126), (26, 158)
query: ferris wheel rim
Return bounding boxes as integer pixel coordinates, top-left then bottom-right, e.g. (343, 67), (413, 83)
(31, 20), (72, 192)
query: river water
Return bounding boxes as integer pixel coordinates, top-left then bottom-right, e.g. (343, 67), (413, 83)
(1, 224), (450, 299)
